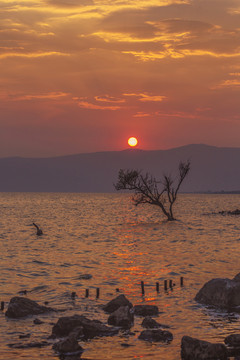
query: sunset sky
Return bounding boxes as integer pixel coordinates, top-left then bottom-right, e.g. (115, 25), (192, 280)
(1, 0), (240, 157)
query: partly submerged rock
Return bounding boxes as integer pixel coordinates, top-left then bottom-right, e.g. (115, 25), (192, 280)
(195, 275), (240, 309)
(52, 333), (84, 355)
(224, 334), (240, 356)
(77, 274), (92, 280)
(141, 316), (169, 329)
(138, 329), (173, 343)
(103, 294), (133, 314)
(5, 297), (55, 318)
(134, 305), (159, 316)
(108, 306), (134, 329)
(181, 336), (228, 360)
(224, 334), (240, 347)
(33, 318), (44, 325)
(52, 315), (119, 339)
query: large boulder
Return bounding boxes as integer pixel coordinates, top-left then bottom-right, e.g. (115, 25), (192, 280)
(134, 305), (159, 316)
(195, 276), (240, 309)
(138, 329), (173, 342)
(181, 336), (228, 360)
(52, 333), (83, 355)
(52, 315), (119, 339)
(102, 294), (133, 313)
(108, 306), (134, 329)
(5, 297), (55, 318)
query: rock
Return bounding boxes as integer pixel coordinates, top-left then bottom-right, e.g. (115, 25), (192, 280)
(33, 318), (44, 325)
(134, 305), (159, 316)
(225, 334), (240, 347)
(233, 273), (240, 282)
(224, 334), (240, 356)
(77, 274), (92, 280)
(19, 334), (30, 339)
(108, 306), (134, 329)
(138, 329), (173, 342)
(181, 336), (228, 360)
(103, 294), (133, 313)
(52, 333), (83, 355)
(52, 314), (119, 339)
(195, 277), (240, 309)
(141, 316), (169, 329)
(5, 296), (55, 318)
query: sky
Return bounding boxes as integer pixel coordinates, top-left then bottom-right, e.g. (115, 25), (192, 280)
(1, 0), (240, 157)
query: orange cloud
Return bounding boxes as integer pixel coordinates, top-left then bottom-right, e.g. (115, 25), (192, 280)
(123, 92), (167, 102)
(94, 95), (125, 103)
(77, 101), (121, 110)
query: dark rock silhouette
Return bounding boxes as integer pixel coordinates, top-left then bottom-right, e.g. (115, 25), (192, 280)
(33, 223), (43, 236)
(52, 333), (84, 356)
(219, 209), (240, 216)
(195, 274), (240, 309)
(5, 296), (55, 318)
(181, 336), (228, 360)
(133, 305), (159, 316)
(52, 315), (119, 339)
(138, 329), (173, 342)
(141, 316), (169, 329)
(107, 306), (134, 329)
(103, 294), (133, 314)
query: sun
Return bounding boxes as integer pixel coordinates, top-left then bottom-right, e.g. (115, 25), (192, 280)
(128, 136), (138, 147)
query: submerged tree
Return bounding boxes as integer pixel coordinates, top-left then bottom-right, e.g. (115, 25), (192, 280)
(114, 160), (190, 221)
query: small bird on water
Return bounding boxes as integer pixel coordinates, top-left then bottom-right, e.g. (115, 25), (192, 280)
(33, 223), (43, 236)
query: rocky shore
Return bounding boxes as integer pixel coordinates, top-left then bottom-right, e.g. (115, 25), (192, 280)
(3, 273), (240, 359)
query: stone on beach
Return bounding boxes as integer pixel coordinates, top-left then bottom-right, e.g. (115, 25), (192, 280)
(52, 333), (84, 355)
(181, 336), (228, 360)
(195, 274), (240, 309)
(224, 334), (240, 347)
(107, 306), (134, 329)
(141, 316), (169, 329)
(5, 296), (55, 318)
(133, 305), (159, 316)
(102, 294), (133, 313)
(138, 329), (173, 342)
(52, 314), (119, 339)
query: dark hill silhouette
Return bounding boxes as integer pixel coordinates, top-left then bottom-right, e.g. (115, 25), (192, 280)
(0, 144), (239, 193)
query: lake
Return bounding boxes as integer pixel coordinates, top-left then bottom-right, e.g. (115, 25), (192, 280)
(0, 193), (240, 359)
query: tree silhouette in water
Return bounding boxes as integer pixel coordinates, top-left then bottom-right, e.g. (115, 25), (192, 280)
(115, 160), (190, 221)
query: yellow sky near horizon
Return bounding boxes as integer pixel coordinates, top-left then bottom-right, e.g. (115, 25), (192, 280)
(1, 0), (240, 156)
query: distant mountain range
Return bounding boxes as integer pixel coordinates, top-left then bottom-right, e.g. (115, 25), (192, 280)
(0, 144), (239, 193)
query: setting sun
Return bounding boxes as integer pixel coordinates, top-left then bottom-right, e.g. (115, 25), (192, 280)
(128, 137), (138, 147)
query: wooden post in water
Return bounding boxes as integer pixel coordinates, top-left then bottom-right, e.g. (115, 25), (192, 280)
(180, 277), (184, 286)
(85, 289), (89, 298)
(156, 282), (159, 293)
(96, 288), (99, 298)
(1, 301), (4, 311)
(164, 280), (168, 291)
(141, 281), (145, 295)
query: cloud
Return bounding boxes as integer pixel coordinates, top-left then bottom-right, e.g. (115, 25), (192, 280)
(94, 95), (125, 103)
(212, 79), (240, 89)
(77, 100), (121, 110)
(123, 93), (167, 102)
(133, 112), (151, 117)
(0, 51), (69, 59)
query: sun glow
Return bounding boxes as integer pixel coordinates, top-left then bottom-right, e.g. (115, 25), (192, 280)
(128, 137), (138, 147)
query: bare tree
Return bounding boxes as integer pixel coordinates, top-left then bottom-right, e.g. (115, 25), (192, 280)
(114, 160), (190, 221)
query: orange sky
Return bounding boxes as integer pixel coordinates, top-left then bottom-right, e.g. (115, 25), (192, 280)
(1, 0), (240, 157)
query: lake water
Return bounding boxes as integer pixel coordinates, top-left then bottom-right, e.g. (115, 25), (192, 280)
(0, 193), (240, 360)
